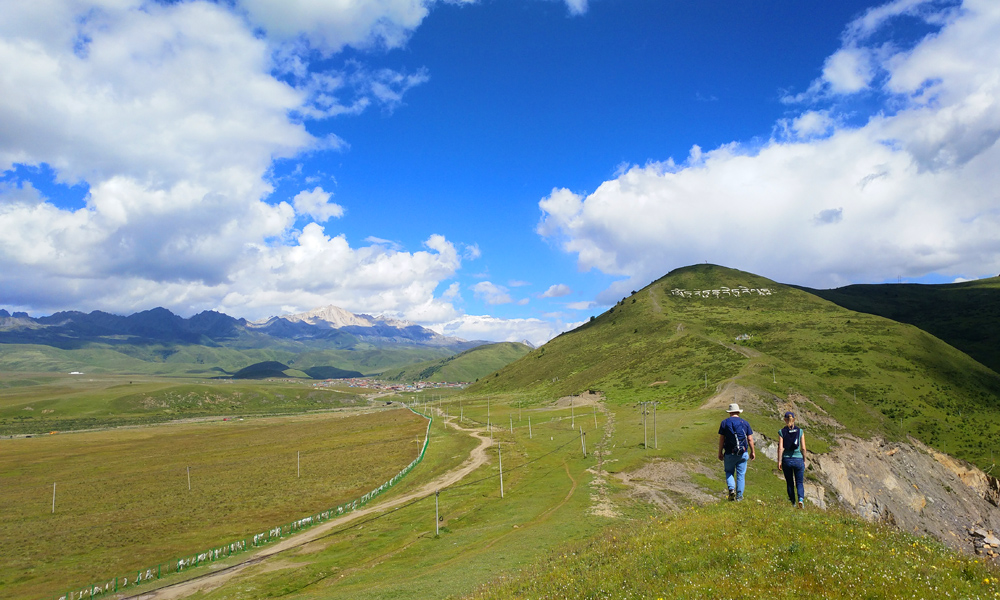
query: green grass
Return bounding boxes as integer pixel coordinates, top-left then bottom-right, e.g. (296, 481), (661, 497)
(0, 409), (428, 600)
(0, 374), (366, 434)
(464, 501), (1000, 600)
(381, 342), (532, 382)
(0, 342), (460, 378)
(798, 275), (1000, 375)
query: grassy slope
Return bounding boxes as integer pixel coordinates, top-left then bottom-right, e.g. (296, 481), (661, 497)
(380, 342), (533, 382)
(466, 501), (1000, 600)
(0, 375), (365, 434)
(0, 342), (457, 378)
(797, 276), (1000, 376)
(470, 264), (1000, 469)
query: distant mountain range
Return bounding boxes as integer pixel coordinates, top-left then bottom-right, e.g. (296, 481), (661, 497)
(0, 305), (492, 377)
(0, 305), (478, 351)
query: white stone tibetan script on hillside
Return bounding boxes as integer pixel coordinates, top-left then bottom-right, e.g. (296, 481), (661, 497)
(670, 286), (773, 299)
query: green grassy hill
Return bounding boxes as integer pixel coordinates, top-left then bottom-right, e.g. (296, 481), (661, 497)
(0, 342), (456, 378)
(381, 342), (532, 382)
(466, 501), (1000, 600)
(471, 264), (1000, 469)
(796, 276), (1000, 375)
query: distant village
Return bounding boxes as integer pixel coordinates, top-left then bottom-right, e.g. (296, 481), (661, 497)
(312, 378), (467, 392)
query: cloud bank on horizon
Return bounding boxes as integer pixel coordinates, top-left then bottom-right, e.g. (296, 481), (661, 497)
(539, 0), (1000, 301)
(1, 0), (998, 346)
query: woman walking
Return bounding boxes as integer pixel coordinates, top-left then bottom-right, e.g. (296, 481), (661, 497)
(777, 411), (806, 508)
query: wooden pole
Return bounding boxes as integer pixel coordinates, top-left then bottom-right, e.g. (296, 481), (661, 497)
(643, 402), (648, 449)
(498, 444), (504, 498)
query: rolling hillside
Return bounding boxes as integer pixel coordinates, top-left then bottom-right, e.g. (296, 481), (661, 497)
(471, 264), (1000, 470)
(380, 342), (532, 382)
(796, 276), (1000, 375)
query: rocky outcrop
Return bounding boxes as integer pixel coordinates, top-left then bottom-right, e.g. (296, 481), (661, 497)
(810, 435), (1000, 558)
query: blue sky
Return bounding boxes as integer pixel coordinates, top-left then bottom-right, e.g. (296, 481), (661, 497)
(2, 0), (999, 344)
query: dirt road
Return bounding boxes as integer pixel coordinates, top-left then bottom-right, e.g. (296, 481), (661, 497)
(128, 415), (492, 600)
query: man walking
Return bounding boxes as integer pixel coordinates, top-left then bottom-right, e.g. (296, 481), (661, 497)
(718, 403), (755, 501)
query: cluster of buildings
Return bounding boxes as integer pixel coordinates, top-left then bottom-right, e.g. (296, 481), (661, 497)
(312, 378), (467, 392)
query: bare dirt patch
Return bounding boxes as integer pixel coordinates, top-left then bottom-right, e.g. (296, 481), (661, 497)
(698, 382), (760, 412)
(554, 391), (601, 408)
(617, 460), (719, 511)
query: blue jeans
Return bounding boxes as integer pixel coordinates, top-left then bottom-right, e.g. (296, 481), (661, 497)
(781, 456), (805, 504)
(723, 452), (749, 499)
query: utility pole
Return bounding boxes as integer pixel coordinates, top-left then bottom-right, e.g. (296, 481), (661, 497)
(498, 444), (504, 498)
(581, 427), (587, 458)
(653, 401), (658, 450)
(642, 402), (648, 449)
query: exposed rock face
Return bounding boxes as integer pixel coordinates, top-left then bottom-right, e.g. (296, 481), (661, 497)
(812, 435), (1000, 557)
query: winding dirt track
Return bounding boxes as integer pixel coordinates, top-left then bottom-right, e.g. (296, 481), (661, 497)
(128, 415), (492, 600)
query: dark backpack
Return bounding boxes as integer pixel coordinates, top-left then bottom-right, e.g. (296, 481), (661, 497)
(724, 418), (749, 454)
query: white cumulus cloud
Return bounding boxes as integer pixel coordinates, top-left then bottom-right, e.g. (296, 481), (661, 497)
(0, 0), (464, 322)
(471, 281), (513, 305)
(293, 187), (344, 222)
(542, 283), (572, 298)
(538, 0), (1000, 295)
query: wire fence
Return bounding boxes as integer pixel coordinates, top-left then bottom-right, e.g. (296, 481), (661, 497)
(51, 407), (433, 600)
